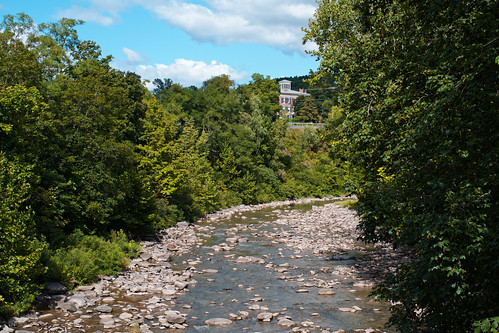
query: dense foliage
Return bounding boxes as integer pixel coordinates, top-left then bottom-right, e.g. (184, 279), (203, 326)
(0, 14), (345, 318)
(305, 0), (498, 331)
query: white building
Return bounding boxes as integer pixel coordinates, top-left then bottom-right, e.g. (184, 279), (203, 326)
(278, 80), (310, 118)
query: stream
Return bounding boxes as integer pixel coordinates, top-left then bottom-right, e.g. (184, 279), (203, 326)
(9, 198), (405, 333)
(170, 200), (395, 332)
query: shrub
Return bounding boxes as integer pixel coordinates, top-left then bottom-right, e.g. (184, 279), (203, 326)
(45, 230), (140, 286)
(473, 317), (499, 333)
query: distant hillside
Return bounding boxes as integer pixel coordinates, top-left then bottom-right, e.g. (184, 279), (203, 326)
(276, 75), (336, 91)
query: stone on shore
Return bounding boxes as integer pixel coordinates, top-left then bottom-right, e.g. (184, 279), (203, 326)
(46, 282), (67, 295)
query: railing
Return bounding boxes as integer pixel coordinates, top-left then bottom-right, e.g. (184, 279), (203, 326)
(287, 122), (325, 129)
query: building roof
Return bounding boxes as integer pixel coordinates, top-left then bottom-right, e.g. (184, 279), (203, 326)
(280, 89), (310, 97)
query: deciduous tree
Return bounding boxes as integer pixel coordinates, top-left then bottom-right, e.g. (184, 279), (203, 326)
(305, 0), (499, 331)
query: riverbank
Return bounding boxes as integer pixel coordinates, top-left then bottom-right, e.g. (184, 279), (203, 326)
(1, 196), (412, 332)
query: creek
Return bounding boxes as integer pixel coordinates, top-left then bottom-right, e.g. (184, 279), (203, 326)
(18, 198), (403, 333)
(170, 199), (395, 332)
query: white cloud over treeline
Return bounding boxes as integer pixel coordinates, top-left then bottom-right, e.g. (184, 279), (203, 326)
(134, 58), (248, 88)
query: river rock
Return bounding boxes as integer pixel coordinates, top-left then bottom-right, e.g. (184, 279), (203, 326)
(46, 282), (67, 295)
(76, 285), (94, 292)
(338, 307), (357, 313)
(167, 243), (178, 251)
(204, 318), (233, 326)
(119, 312), (134, 320)
(57, 301), (78, 312)
(238, 310), (250, 318)
(6, 317), (29, 327)
(164, 310), (186, 324)
(99, 314), (115, 325)
(176, 221), (190, 228)
(318, 288), (335, 295)
(256, 312), (273, 322)
(278, 318), (295, 328)
(140, 252), (153, 261)
(162, 285), (177, 295)
(175, 281), (188, 290)
(14, 197), (409, 332)
(67, 294), (87, 307)
(95, 304), (113, 313)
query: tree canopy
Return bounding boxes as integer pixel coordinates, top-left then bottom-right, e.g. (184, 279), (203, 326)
(305, 0), (499, 331)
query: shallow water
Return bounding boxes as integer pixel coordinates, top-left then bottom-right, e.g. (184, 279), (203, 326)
(31, 200), (395, 332)
(168, 201), (394, 332)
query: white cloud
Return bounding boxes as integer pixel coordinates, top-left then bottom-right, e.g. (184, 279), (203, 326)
(56, 6), (119, 26)
(139, 0), (317, 53)
(56, 0), (317, 53)
(122, 47), (149, 65)
(55, 0), (134, 25)
(133, 58), (248, 88)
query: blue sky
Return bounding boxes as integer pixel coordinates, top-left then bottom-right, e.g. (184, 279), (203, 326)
(0, 0), (319, 87)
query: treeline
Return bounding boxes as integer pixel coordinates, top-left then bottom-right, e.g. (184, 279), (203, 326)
(0, 14), (350, 318)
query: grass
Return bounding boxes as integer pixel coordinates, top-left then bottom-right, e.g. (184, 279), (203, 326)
(335, 198), (358, 209)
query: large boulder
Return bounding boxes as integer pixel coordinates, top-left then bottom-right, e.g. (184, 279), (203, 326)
(46, 282), (67, 295)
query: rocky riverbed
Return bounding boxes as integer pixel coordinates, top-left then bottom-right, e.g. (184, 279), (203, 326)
(1, 197), (412, 333)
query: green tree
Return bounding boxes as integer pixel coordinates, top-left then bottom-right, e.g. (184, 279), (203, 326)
(140, 96), (221, 224)
(305, 0), (499, 331)
(0, 154), (46, 318)
(0, 29), (42, 88)
(240, 73), (281, 121)
(294, 96), (320, 123)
